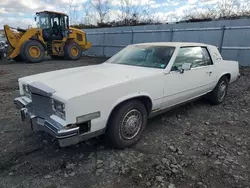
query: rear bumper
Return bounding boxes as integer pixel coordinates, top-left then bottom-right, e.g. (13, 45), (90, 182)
(14, 96), (103, 147)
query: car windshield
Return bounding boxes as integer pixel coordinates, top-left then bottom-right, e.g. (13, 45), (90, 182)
(106, 45), (175, 69)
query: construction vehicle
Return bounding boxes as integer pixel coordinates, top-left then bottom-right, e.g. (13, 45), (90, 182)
(4, 11), (92, 63)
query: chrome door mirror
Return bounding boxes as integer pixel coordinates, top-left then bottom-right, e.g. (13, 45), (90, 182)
(180, 62), (192, 73)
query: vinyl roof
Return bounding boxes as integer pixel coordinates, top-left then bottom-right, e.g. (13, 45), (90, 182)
(133, 42), (209, 47)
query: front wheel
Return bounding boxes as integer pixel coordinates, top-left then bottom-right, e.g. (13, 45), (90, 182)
(21, 40), (45, 63)
(64, 42), (82, 60)
(208, 76), (229, 105)
(106, 100), (148, 149)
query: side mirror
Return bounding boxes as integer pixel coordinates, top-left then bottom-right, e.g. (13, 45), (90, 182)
(180, 62), (192, 73)
(34, 16), (37, 22)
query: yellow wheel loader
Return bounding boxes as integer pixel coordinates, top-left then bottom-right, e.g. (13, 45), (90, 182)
(4, 11), (92, 63)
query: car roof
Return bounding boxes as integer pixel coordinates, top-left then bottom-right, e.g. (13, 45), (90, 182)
(132, 42), (210, 47)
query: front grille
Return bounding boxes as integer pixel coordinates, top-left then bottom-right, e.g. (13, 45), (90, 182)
(30, 93), (53, 118)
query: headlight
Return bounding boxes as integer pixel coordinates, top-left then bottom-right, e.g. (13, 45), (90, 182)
(52, 99), (65, 119)
(22, 84), (31, 98)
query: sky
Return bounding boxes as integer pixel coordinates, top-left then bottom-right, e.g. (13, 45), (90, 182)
(0, 0), (247, 29)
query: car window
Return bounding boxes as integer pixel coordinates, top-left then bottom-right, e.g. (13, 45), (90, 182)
(171, 47), (212, 71)
(202, 47), (213, 65)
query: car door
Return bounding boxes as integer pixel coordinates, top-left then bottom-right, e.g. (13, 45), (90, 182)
(161, 46), (215, 109)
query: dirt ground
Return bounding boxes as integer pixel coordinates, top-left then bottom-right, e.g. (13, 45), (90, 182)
(0, 57), (249, 188)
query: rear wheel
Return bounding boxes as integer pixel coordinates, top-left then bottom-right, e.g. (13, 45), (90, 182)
(64, 42), (81, 60)
(208, 76), (229, 105)
(106, 100), (148, 149)
(21, 40), (45, 63)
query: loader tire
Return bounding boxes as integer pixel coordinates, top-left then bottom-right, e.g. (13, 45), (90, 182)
(64, 42), (81, 60)
(21, 40), (45, 63)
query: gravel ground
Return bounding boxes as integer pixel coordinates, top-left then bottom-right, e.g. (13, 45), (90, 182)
(0, 58), (249, 188)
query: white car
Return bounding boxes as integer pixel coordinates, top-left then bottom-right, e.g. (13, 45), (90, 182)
(14, 42), (240, 148)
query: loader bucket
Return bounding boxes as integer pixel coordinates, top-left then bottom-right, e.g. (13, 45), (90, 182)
(4, 25), (39, 59)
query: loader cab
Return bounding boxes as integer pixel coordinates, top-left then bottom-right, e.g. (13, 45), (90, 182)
(35, 11), (69, 41)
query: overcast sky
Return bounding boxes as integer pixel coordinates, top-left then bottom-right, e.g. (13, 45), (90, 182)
(0, 0), (247, 29)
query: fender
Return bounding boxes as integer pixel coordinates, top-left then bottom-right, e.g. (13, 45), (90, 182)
(30, 35), (46, 49)
(105, 92), (153, 128)
(218, 72), (231, 82)
(111, 92), (153, 109)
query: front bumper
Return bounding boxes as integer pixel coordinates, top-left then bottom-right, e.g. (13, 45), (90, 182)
(14, 96), (80, 147)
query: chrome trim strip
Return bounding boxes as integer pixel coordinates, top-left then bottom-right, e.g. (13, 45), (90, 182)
(162, 82), (214, 99)
(149, 93), (207, 118)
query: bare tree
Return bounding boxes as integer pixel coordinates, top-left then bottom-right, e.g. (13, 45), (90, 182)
(184, 7), (216, 21)
(91, 0), (111, 24)
(232, 0), (250, 17)
(114, 0), (155, 25)
(60, 0), (79, 25)
(184, 0), (250, 21)
(81, 3), (93, 25)
(217, 0), (239, 18)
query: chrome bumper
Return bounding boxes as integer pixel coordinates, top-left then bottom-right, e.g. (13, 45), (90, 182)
(14, 96), (81, 147)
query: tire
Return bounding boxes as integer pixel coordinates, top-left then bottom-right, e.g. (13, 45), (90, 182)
(106, 100), (148, 149)
(13, 55), (24, 62)
(64, 42), (82, 60)
(21, 40), (45, 63)
(208, 76), (229, 105)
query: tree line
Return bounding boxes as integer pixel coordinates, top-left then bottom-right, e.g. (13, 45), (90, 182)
(68, 0), (250, 29)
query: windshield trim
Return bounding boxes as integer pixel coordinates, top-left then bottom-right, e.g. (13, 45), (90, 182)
(105, 62), (169, 70)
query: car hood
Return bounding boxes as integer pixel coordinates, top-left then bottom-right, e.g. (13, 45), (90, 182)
(19, 63), (161, 100)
